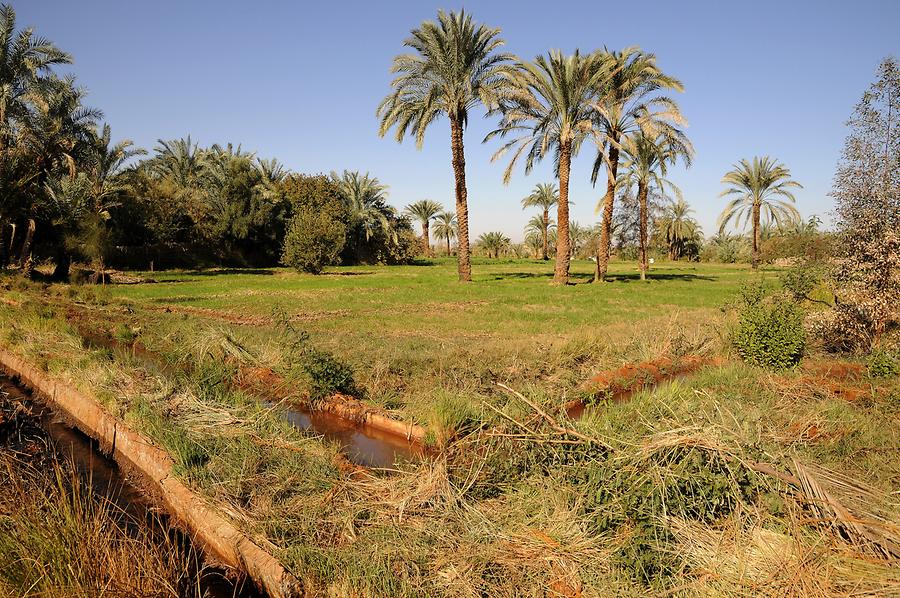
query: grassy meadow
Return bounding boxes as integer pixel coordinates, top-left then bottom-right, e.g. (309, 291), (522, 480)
(95, 259), (768, 426)
(1, 260), (898, 596)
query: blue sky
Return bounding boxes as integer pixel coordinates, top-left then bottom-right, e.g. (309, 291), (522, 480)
(14, 0), (899, 241)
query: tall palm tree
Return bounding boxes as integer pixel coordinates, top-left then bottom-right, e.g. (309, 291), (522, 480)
(590, 47), (686, 282)
(0, 3), (72, 155)
(619, 130), (693, 279)
(378, 10), (513, 282)
(431, 210), (457, 256)
(718, 156), (802, 269)
(404, 199), (443, 256)
(658, 198), (700, 260)
(476, 231), (509, 258)
(487, 50), (609, 284)
(520, 183), (558, 260)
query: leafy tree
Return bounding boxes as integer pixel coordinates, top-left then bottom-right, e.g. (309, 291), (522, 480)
(404, 199), (443, 256)
(591, 47), (686, 282)
(488, 50), (608, 284)
(658, 198), (701, 260)
(476, 231), (509, 258)
(814, 57), (899, 350)
(281, 207), (346, 274)
(520, 183), (558, 260)
(378, 9), (513, 282)
(431, 210), (457, 256)
(619, 130), (692, 279)
(718, 156), (802, 269)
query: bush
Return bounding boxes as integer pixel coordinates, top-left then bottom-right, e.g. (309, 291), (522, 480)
(281, 207), (346, 274)
(731, 283), (806, 369)
(867, 349), (899, 378)
(300, 348), (356, 400)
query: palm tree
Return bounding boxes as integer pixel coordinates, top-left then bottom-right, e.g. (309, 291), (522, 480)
(331, 171), (397, 256)
(15, 76), (101, 270)
(404, 199), (443, 256)
(658, 198), (700, 260)
(524, 232), (543, 258)
(590, 47), (686, 282)
(520, 183), (558, 260)
(568, 220), (591, 258)
(378, 10), (513, 282)
(487, 50), (609, 284)
(0, 3), (72, 155)
(619, 130), (693, 279)
(718, 156), (802, 269)
(432, 210), (457, 256)
(477, 231), (509, 258)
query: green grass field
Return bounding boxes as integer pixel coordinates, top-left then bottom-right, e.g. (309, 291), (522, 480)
(2, 260), (898, 596)
(99, 259), (777, 425)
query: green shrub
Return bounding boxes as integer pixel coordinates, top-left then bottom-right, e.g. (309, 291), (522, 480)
(867, 349), (899, 378)
(281, 207), (346, 274)
(732, 283), (805, 369)
(301, 348), (356, 400)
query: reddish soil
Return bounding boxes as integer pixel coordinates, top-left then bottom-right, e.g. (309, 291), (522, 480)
(772, 359), (871, 403)
(564, 355), (720, 417)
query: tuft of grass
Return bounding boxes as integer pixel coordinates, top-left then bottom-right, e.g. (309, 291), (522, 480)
(0, 454), (204, 597)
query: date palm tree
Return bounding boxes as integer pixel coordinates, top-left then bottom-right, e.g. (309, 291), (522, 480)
(520, 183), (558, 260)
(477, 231), (509, 258)
(487, 50), (609, 284)
(718, 156), (802, 269)
(619, 130), (692, 279)
(377, 10), (513, 282)
(331, 170), (397, 260)
(658, 198), (700, 260)
(404, 199), (443, 256)
(431, 210), (457, 256)
(590, 47), (686, 282)
(0, 3), (72, 155)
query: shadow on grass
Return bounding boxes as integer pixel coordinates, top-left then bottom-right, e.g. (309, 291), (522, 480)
(488, 271), (554, 280)
(185, 268), (276, 276)
(606, 272), (717, 282)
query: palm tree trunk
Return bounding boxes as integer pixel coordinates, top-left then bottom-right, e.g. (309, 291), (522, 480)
(542, 208), (549, 260)
(445, 234), (451, 256)
(18, 218), (36, 268)
(422, 221), (431, 256)
(554, 140), (572, 284)
(638, 182), (649, 281)
(449, 115), (471, 282)
(751, 199), (761, 269)
(595, 144), (619, 282)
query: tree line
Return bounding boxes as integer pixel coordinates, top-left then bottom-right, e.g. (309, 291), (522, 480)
(0, 4), (419, 279)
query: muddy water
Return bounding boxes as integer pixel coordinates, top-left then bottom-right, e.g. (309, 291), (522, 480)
(279, 405), (424, 468)
(565, 374), (693, 420)
(0, 376), (262, 598)
(76, 326), (422, 468)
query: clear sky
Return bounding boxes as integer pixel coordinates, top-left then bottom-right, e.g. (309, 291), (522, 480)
(13, 0), (899, 241)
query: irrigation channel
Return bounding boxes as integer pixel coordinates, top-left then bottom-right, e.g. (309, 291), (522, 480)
(74, 323), (425, 468)
(0, 374), (263, 598)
